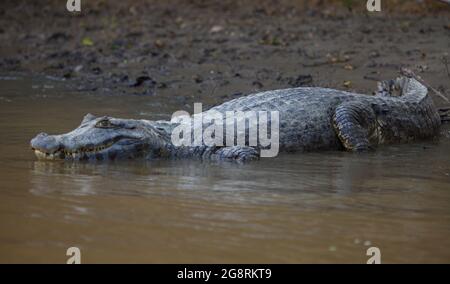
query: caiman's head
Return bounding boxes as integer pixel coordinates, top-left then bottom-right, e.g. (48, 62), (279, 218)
(30, 114), (169, 161)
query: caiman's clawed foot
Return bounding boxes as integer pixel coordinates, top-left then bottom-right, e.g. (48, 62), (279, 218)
(210, 146), (260, 162)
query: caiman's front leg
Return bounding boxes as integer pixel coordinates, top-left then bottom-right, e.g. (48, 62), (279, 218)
(332, 102), (378, 152)
(208, 146), (260, 162)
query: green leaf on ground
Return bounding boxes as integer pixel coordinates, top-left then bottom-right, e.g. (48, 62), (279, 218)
(82, 37), (94, 46)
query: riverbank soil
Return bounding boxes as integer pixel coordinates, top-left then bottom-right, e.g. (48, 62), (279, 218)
(0, 0), (449, 107)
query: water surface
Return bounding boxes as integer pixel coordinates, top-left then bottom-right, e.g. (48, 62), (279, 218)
(0, 75), (449, 263)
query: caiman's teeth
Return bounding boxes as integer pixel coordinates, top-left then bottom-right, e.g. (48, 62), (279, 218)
(34, 141), (115, 160)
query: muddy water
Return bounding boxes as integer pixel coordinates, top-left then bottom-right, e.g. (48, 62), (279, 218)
(0, 75), (449, 263)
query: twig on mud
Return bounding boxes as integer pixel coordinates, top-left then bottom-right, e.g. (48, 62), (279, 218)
(209, 80), (218, 97)
(302, 61), (330, 67)
(400, 67), (450, 103)
(442, 56), (450, 79)
(439, 108), (450, 123)
(363, 75), (380, 82)
(302, 57), (350, 68)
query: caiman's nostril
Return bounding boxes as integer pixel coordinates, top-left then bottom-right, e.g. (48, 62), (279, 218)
(30, 132), (60, 153)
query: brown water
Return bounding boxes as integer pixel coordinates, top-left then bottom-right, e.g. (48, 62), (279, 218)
(0, 75), (449, 263)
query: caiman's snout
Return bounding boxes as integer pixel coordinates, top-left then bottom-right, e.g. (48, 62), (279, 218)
(30, 116), (153, 161)
(30, 132), (63, 159)
(31, 132), (58, 151)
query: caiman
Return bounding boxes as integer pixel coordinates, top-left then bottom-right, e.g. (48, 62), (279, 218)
(30, 76), (442, 162)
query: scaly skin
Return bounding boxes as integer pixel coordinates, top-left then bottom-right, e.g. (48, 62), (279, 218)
(30, 77), (441, 162)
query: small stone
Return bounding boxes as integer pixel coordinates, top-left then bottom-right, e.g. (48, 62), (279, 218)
(192, 75), (203, 83)
(252, 81), (263, 89)
(175, 17), (183, 25)
(154, 39), (165, 49)
(344, 64), (354, 70)
(129, 6), (137, 15)
(210, 25), (224, 33)
(343, 80), (352, 88)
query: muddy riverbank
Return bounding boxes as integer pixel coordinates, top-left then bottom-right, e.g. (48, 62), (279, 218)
(1, 0), (449, 109)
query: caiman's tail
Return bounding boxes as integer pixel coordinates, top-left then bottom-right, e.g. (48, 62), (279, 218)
(439, 107), (450, 123)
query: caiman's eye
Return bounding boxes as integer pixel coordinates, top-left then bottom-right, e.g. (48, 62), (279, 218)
(95, 119), (116, 129)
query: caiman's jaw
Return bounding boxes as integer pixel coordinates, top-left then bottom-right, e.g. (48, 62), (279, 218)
(32, 137), (133, 160)
(30, 114), (161, 161)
